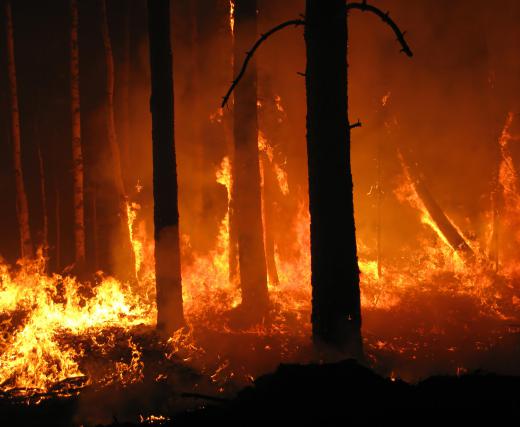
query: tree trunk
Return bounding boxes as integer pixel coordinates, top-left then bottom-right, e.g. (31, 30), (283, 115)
(305, 0), (363, 356)
(260, 153), (279, 286)
(147, 0), (185, 334)
(5, 1), (33, 259)
(100, 0), (135, 280)
(119, 0), (132, 191)
(55, 185), (61, 271)
(70, 0), (86, 265)
(37, 144), (48, 264)
(233, 0), (269, 315)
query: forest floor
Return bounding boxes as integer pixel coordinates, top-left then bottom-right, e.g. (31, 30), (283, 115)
(0, 314), (519, 427)
(1, 357), (519, 427)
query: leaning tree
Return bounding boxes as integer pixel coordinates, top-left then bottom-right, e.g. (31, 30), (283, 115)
(223, 0), (412, 356)
(148, 0), (185, 335)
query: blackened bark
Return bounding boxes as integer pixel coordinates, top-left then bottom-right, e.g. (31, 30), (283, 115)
(148, 0), (185, 334)
(233, 0), (269, 314)
(305, 0), (363, 356)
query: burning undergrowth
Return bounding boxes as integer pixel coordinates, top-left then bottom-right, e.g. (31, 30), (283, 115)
(0, 113), (520, 424)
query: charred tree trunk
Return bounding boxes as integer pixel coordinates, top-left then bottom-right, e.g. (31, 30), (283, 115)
(100, 0), (135, 279)
(233, 0), (269, 316)
(305, 0), (362, 356)
(148, 0), (185, 334)
(5, 1), (33, 259)
(70, 0), (86, 266)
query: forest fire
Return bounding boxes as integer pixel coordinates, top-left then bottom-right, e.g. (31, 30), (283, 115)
(1, 0), (520, 425)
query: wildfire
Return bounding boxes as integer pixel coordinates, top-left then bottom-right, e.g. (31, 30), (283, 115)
(2, 110), (520, 402)
(0, 252), (155, 397)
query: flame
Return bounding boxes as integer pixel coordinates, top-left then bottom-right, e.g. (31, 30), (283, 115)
(0, 252), (155, 397)
(127, 201), (144, 276)
(229, 1), (235, 35)
(2, 112), (520, 400)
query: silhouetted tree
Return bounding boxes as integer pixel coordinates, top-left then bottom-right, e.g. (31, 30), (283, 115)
(148, 0), (185, 334)
(232, 0), (269, 318)
(4, 1), (33, 259)
(305, 0), (362, 355)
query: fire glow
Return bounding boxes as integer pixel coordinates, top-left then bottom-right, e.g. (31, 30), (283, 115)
(1, 1), (520, 418)
(1, 111), (520, 398)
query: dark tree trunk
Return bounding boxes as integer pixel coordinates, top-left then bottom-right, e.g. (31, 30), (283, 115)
(70, 0), (86, 266)
(233, 0), (269, 315)
(305, 0), (362, 356)
(148, 0), (185, 335)
(5, 1), (33, 259)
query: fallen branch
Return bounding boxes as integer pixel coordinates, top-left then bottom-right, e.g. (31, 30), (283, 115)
(221, 19), (305, 107)
(346, 1), (413, 57)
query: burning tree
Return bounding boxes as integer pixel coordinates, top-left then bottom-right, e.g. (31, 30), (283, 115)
(223, 0), (412, 355)
(232, 0), (270, 321)
(148, 0), (185, 334)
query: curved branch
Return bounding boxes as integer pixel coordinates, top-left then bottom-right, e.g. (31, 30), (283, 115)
(221, 19), (305, 107)
(346, 1), (413, 57)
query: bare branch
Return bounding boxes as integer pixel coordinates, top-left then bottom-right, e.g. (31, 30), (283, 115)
(221, 2), (412, 107)
(346, 1), (413, 57)
(221, 19), (305, 107)
(349, 120), (362, 130)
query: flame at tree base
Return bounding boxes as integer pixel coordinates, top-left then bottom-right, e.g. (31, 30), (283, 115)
(2, 115), (520, 401)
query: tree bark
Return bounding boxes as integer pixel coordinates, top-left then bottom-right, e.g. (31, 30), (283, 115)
(100, 0), (135, 279)
(70, 0), (86, 265)
(305, 0), (363, 356)
(119, 0), (132, 191)
(148, 0), (185, 334)
(5, 1), (33, 259)
(37, 144), (48, 264)
(55, 185), (61, 271)
(233, 0), (269, 314)
(260, 153), (279, 286)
